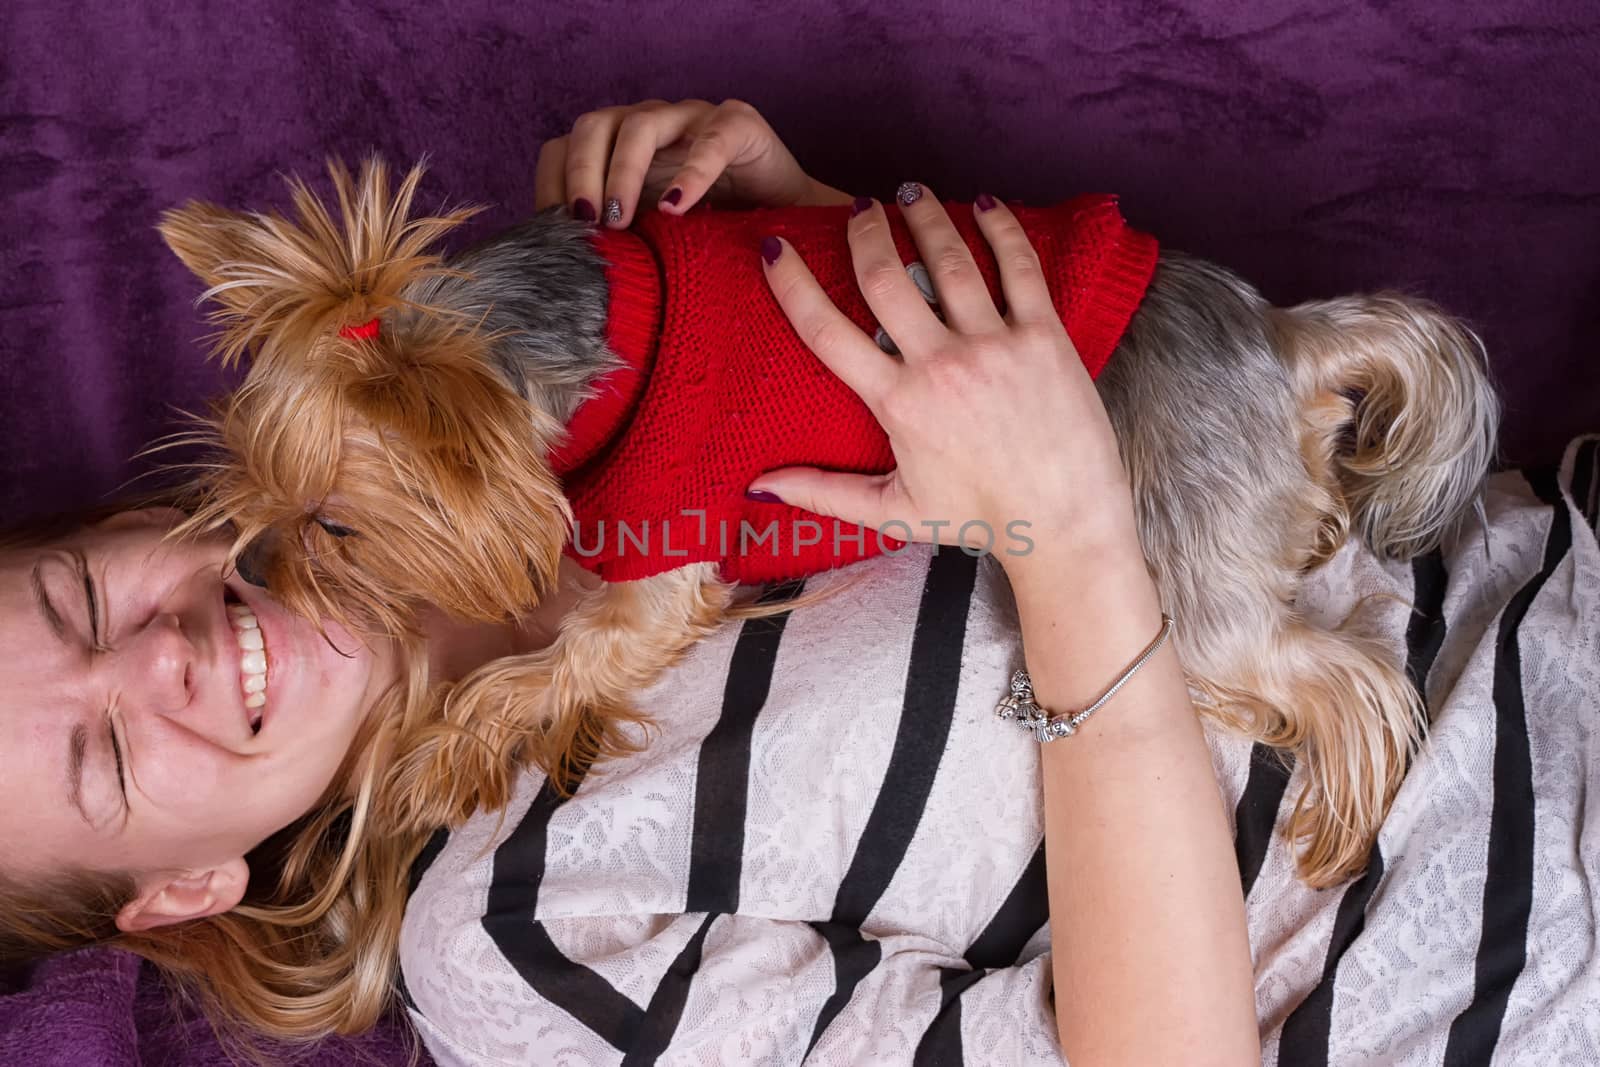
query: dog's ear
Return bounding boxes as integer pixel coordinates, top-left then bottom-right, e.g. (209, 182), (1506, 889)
(157, 159), (482, 368)
(158, 193), (318, 369)
(158, 200), (257, 292)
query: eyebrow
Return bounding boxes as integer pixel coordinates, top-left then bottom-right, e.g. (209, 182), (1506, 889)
(30, 558), (67, 642)
(67, 723), (93, 827)
(35, 553), (97, 827)
(33, 549), (100, 647)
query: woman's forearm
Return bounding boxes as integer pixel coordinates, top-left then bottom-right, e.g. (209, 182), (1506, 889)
(1006, 524), (1258, 1066)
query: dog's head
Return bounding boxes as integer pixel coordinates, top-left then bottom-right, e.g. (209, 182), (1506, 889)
(157, 159), (572, 634)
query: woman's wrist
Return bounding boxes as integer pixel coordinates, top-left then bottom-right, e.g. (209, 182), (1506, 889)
(1000, 509), (1172, 720)
(998, 496), (1147, 600)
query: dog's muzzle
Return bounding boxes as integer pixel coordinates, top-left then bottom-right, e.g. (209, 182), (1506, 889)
(235, 534), (273, 589)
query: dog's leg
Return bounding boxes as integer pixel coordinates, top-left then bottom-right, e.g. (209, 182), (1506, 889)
(1273, 292), (1499, 562)
(385, 563), (735, 830)
(1194, 614), (1420, 888)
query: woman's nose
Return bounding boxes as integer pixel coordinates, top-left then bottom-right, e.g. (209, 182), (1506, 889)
(118, 613), (196, 714)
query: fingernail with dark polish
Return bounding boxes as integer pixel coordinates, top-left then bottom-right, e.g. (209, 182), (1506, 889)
(975, 192), (997, 213)
(573, 198), (597, 222)
(760, 236), (782, 266)
(896, 182), (923, 206)
(746, 488), (784, 504)
(661, 187), (683, 207)
(851, 195), (873, 217)
(603, 198), (623, 225)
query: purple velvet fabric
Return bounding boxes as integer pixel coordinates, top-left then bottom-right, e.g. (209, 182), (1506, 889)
(0, 950), (408, 1066)
(2, 1), (1596, 1063)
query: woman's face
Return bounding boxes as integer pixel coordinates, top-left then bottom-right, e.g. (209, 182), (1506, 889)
(0, 508), (396, 927)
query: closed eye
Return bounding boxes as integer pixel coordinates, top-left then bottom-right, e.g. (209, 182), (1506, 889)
(80, 554), (108, 653)
(109, 713), (127, 809)
(316, 518), (356, 539)
(94, 570), (124, 812)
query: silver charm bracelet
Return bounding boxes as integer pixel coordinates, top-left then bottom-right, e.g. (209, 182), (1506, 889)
(996, 614), (1175, 743)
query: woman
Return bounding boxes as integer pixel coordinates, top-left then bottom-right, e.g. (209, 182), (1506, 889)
(0, 100), (1257, 1065)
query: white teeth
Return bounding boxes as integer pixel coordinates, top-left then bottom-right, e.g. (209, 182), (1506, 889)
(227, 599), (269, 719)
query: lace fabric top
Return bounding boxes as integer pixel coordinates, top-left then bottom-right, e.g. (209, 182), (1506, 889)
(402, 438), (1600, 1066)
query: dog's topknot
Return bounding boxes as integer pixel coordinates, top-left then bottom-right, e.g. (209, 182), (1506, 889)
(158, 156), (482, 370)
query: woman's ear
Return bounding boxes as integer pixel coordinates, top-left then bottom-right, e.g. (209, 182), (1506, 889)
(114, 858), (250, 933)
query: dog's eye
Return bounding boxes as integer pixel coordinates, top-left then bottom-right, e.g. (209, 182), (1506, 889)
(316, 517), (356, 539)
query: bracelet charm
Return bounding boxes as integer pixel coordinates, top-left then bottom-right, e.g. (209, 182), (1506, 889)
(995, 614), (1175, 744)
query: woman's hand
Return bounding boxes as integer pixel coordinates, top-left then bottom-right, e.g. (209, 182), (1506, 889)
(752, 188), (1141, 586)
(534, 99), (852, 227)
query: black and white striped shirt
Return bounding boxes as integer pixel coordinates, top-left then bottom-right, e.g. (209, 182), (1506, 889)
(400, 436), (1600, 1066)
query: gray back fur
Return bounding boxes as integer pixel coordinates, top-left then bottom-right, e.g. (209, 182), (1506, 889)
(1098, 252), (1311, 667)
(405, 208), (617, 423)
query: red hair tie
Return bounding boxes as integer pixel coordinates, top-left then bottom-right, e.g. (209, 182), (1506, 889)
(339, 317), (380, 341)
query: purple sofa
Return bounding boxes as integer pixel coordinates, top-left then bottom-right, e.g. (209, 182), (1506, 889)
(3, 1), (1597, 1063)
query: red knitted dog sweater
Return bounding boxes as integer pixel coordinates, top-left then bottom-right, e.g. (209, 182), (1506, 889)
(550, 197), (1158, 584)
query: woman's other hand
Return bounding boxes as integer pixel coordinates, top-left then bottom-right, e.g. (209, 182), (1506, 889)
(752, 188), (1140, 587)
(535, 99), (852, 227)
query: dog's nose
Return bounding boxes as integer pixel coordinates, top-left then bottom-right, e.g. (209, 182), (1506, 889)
(235, 534), (272, 589)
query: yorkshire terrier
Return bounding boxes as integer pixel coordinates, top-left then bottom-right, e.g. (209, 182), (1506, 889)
(158, 159), (1497, 888)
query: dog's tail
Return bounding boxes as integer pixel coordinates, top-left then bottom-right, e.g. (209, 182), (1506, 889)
(1275, 294), (1499, 562)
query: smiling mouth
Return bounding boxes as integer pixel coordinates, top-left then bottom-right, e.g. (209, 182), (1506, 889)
(224, 589), (268, 734)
